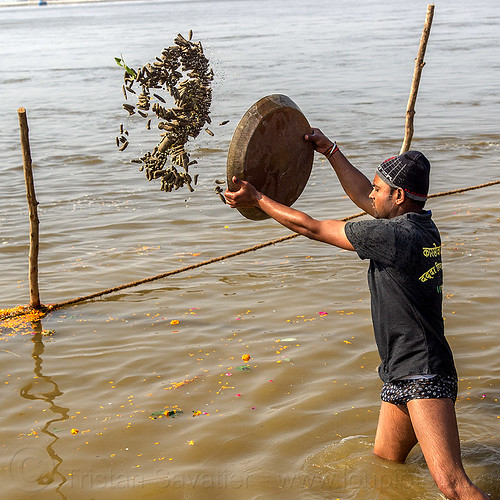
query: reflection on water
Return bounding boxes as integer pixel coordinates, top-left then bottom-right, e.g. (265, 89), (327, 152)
(19, 321), (68, 499)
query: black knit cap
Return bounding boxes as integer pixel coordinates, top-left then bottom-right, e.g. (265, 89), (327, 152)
(376, 151), (430, 201)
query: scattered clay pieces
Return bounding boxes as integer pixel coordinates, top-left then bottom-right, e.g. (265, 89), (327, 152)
(115, 31), (213, 194)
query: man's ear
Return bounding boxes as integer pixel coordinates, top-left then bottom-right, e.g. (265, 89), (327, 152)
(395, 188), (406, 205)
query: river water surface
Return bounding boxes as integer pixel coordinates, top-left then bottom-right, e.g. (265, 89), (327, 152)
(0, 0), (499, 498)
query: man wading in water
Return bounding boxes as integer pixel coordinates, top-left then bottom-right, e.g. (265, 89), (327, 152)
(224, 129), (489, 500)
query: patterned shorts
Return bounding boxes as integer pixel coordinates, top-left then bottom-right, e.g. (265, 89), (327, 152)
(381, 375), (458, 406)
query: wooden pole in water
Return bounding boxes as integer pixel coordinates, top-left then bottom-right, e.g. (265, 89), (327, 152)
(400, 4), (435, 154)
(18, 107), (41, 310)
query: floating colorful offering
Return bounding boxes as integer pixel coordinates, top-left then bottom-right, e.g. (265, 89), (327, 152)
(192, 410), (209, 417)
(150, 409), (183, 419)
(0, 305), (53, 337)
(164, 376), (198, 390)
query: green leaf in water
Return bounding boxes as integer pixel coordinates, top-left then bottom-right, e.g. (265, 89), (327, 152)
(236, 365), (251, 372)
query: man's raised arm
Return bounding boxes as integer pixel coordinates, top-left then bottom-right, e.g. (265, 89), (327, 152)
(305, 129), (374, 216)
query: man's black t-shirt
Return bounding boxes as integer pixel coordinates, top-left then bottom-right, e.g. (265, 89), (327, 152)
(345, 211), (457, 383)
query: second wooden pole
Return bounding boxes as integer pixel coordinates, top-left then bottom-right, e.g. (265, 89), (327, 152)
(400, 4), (435, 154)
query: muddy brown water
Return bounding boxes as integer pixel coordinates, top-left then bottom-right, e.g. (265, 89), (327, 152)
(0, 0), (499, 498)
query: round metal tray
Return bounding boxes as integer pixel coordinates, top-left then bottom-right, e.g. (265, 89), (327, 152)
(226, 94), (314, 220)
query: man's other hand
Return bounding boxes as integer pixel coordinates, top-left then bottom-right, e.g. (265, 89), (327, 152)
(224, 176), (261, 208)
